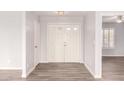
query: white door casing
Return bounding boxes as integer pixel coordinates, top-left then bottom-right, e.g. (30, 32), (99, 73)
(47, 24), (81, 62)
(34, 19), (40, 65)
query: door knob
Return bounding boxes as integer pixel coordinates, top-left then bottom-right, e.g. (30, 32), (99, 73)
(35, 46), (38, 48)
(64, 42), (67, 46)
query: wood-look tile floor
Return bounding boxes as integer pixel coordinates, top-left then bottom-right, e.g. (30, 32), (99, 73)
(0, 70), (24, 81)
(27, 63), (94, 81)
(102, 57), (124, 81)
(1, 57), (124, 81)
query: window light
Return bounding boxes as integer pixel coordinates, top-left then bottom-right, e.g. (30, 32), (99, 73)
(66, 27), (71, 30)
(73, 27), (78, 30)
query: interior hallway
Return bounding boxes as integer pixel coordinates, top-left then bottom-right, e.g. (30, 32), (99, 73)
(27, 63), (94, 81)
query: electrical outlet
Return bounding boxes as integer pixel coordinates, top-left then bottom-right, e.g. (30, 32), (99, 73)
(8, 60), (11, 64)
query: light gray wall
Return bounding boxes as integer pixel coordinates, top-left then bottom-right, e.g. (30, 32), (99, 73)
(0, 12), (24, 69)
(84, 12), (96, 76)
(84, 12), (102, 78)
(102, 22), (124, 56)
(26, 12), (35, 74)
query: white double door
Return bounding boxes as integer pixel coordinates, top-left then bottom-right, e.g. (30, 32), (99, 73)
(47, 24), (81, 62)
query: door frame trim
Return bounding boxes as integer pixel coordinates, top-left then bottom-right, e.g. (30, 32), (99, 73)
(46, 23), (82, 63)
(95, 12), (124, 78)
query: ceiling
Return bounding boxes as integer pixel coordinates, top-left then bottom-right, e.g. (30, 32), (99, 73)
(33, 11), (89, 16)
(32, 12), (124, 23)
(103, 16), (124, 23)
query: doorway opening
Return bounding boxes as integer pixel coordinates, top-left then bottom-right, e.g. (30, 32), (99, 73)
(47, 24), (81, 63)
(102, 15), (124, 80)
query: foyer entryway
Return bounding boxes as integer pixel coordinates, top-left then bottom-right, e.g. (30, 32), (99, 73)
(47, 24), (81, 62)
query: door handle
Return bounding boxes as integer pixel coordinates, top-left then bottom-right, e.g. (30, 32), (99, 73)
(64, 42), (67, 46)
(35, 46), (38, 48)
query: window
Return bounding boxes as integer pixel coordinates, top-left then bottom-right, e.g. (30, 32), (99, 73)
(103, 28), (114, 48)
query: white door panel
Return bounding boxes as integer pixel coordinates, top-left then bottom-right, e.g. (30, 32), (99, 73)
(47, 26), (56, 62)
(54, 25), (65, 62)
(47, 24), (81, 62)
(64, 25), (81, 62)
(34, 19), (40, 64)
(47, 25), (65, 62)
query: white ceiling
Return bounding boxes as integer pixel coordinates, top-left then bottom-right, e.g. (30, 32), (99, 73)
(103, 16), (116, 23)
(33, 11), (90, 16)
(103, 16), (124, 23)
(32, 11), (124, 23)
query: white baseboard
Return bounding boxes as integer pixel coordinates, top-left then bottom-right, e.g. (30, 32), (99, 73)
(0, 67), (22, 70)
(39, 61), (48, 63)
(27, 63), (38, 77)
(80, 60), (84, 63)
(102, 55), (124, 57)
(94, 74), (102, 78)
(84, 63), (102, 79)
(22, 63), (39, 78)
(40, 61), (83, 63)
(84, 63), (95, 78)
(21, 73), (26, 78)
